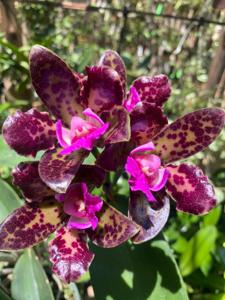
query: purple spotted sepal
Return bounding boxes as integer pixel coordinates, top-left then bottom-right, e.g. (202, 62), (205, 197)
(29, 45), (84, 126)
(130, 102), (168, 145)
(12, 162), (54, 202)
(56, 183), (103, 230)
(82, 66), (123, 114)
(98, 49), (126, 96)
(49, 227), (94, 283)
(131, 74), (171, 106)
(129, 191), (170, 243)
(2, 109), (56, 157)
(101, 106), (131, 144)
(166, 164), (216, 215)
(125, 142), (169, 201)
(38, 147), (87, 193)
(88, 202), (140, 248)
(153, 108), (225, 164)
(0, 200), (65, 250)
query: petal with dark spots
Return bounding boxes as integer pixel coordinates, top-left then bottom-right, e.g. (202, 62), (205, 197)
(75, 165), (106, 189)
(29, 45), (83, 125)
(39, 147), (88, 193)
(2, 109), (56, 157)
(130, 103), (168, 145)
(132, 74), (171, 106)
(152, 108), (225, 164)
(49, 227), (94, 283)
(98, 50), (126, 96)
(12, 162), (54, 202)
(102, 106), (131, 144)
(0, 200), (64, 250)
(96, 142), (133, 171)
(88, 202), (140, 248)
(82, 66), (123, 114)
(166, 163), (216, 215)
(129, 191), (170, 244)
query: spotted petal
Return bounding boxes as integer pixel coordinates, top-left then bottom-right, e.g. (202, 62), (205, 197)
(0, 200), (64, 250)
(12, 162), (54, 202)
(49, 227), (94, 283)
(88, 202), (140, 248)
(132, 74), (171, 106)
(98, 50), (126, 96)
(2, 109), (56, 156)
(82, 66), (123, 114)
(102, 106), (131, 144)
(29, 45), (83, 125)
(130, 103), (168, 145)
(152, 108), (225, 164)
(129, 191), (170, 244)
(166, 163), (216, 215)
(39, 147), (87, 193)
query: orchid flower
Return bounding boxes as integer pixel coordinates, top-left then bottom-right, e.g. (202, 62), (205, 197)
(0, 47), (224, 284)
(2, 46), (131, 194)
(0, 47), (139, 283)
(96, 51), (225, 244)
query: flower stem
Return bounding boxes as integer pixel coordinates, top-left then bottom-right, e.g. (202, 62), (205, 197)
(92, 147), (100, 159)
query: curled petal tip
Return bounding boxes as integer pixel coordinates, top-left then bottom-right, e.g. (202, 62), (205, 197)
(166, 163), (216, 215)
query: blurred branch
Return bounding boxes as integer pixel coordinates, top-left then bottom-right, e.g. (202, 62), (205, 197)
(173, 22), (196, 55)
(205, 29), (225, 93)
(16, 1), (225, 26)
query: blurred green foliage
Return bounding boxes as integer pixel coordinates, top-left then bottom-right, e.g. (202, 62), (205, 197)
(0, 0), (225, 299)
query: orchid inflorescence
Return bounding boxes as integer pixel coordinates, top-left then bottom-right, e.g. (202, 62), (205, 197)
(0, 46), (224, 282)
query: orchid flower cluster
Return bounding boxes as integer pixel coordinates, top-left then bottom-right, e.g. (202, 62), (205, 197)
(0, 46), (224, 282)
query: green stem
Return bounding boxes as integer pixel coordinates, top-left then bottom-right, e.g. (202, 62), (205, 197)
(92, 147), (100, 159)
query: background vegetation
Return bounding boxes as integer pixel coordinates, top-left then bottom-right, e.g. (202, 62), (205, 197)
(0, 0), (225, 299)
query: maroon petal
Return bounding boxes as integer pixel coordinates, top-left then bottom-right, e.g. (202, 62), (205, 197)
(49, 227), (94, 283)
(88, 202), (140, 248)
(153, 108), (225, 164)
(129, 191), (170, 244)
(29, 45), (83, 125)
(98, 50), (126, 96)
(96, 142), (133, 171)
(132, 74), (171, 106)
(39, 147), (87, 193)
(75, 164), (106, 188)
(12, 162), (54, 202)
(0, 200), (64, 250)
(2, 109), (56, 156)
(130, 103), (168, 145)
(102, 106), (131, 144)
(82, 66), (123, 114)
(166, 163), (216, 215)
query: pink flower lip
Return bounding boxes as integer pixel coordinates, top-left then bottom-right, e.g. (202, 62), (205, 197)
(56, 108), (109, 155)
(125, 141), (169, 201)
(55, 183), (103, 230)
(124, 86), (141, 112)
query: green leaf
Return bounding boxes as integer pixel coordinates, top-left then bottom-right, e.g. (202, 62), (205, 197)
(172, 236), (188, 254)
(11, 249), (54, 300)
(0, 135), (43, 168)
(0, 288), (12, 300)
(155, 3), (164, 15)
(90, 239), (189, 300)
(179, 225), (218, 276)
(203, 206), (221, 226)
(0, 179), (22, 223)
